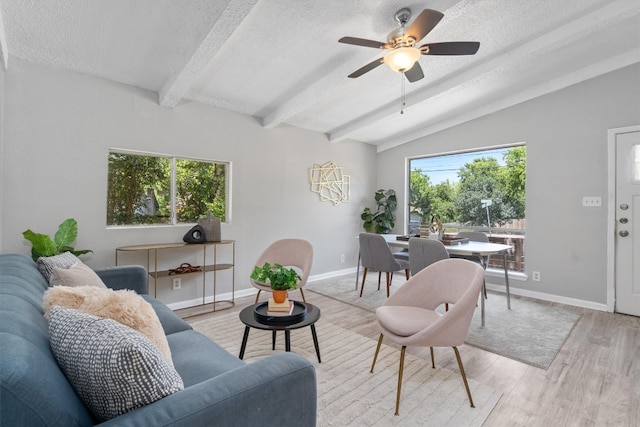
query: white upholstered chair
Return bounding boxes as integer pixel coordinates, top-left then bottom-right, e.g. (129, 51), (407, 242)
(370, 258), (484, 415)
(250, 239), (313, 303)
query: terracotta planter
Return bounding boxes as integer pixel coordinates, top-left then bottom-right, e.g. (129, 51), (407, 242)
(272, 290), (288, 303)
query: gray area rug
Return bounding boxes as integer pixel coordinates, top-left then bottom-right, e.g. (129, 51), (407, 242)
(190, 313), (501, 426)
(305, 274), (581, 369)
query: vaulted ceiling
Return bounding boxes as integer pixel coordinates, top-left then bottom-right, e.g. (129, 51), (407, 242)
(1, 0), (638, 152)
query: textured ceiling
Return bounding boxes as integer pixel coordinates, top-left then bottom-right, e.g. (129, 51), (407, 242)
(1, 0), (638, 151)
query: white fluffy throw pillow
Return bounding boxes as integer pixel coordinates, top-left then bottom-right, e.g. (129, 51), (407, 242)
(43, 286), (173, 365)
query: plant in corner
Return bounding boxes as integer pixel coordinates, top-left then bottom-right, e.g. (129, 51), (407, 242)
(251, 262), (300, 303)
(22, 218), (93, 262)
(361, 189), (397, 234)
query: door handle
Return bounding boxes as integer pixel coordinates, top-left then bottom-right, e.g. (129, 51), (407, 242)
(619, 230), (629, 237)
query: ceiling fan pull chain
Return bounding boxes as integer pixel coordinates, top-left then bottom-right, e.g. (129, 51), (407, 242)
(400, 73), (406, 114)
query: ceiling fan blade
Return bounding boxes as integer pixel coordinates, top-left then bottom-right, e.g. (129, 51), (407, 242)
(421, 41), (480, 55)
(347, 57), (385, 78)
(404, 62), (424, 83)
(405, 9), (444, 43)
(339, 36), (389, 49)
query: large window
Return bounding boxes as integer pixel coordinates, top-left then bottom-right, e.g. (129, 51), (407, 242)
(107, 150), (229, 226)
(408, 145), (526, 270)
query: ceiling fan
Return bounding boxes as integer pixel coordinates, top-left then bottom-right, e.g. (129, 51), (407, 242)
(339, 8), (480, 82)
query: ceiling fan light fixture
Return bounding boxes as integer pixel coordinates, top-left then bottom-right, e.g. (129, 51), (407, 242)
(384, 47), (421, 72)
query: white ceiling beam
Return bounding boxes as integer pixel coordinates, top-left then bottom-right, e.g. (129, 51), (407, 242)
(328, 0), (640, 143)
(0, 7), (9, 71)
(261, 51), (382, 129)
(159, 0), (259, 108)
(377, 50), (640, 152)
(261, 55), (357, 129)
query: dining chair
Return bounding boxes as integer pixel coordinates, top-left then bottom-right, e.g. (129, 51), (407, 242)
(408, 237), (449, 276)
(454, 231), (489, 299)
(250, 239), (313, 303)
(370, 258), (484, 415)
(358, 233), (410, 298)
(454, 231), (489, 263)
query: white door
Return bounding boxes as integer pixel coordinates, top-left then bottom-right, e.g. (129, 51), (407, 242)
(615, 129), (640, 316)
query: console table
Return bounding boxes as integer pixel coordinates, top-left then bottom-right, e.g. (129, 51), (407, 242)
(115, 240), (235, 312)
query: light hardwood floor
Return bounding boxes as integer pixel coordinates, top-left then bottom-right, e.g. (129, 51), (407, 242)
(177, 290), (639, 427)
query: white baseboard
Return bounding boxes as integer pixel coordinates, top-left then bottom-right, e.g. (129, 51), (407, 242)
(312, 267), (608, 312)
(166, 288), (257, 311)
(484, 281), (608, 312)
(308, 267), (357, 282)
(167, 267), (607, 313)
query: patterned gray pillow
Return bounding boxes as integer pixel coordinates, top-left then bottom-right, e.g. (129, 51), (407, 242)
(48, 306), (184, 422)
(37, 251), (80, 282)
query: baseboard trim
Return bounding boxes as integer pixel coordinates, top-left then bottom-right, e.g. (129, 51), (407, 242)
(484, 282), (608, 312)
(310, 268), (607, 312)
(166, 288), (256, 311)
(167, 267), (607, 313)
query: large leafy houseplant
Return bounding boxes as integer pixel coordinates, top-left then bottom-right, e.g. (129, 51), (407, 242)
(250, 262), (300, 291)
(361, 189), (397, 234)
(22, 218), (92, 262)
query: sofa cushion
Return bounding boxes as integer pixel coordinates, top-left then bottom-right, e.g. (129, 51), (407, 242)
(49, 260), (107, 288)
(37, 251), (80, 282)
(141, 294), (193, 335)
(43, 286), (173, 365)
(48, 306), (184, 422)
(167, 329), (245, 387)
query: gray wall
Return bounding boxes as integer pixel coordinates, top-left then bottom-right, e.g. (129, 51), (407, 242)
(3, 58), (638, 308)
(0, 59), (376, 304)
(0, 67), (4, 245)
(377, 63), (640, 305)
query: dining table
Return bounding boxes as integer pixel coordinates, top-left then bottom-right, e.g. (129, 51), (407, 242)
(355, 235), (513, 327)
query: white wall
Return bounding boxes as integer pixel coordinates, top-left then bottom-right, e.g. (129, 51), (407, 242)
(377, 63), (640, 306)
(0, 59), (376, 305)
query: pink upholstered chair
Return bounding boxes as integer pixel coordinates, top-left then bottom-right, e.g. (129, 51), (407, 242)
(250, 239), (313, 303)
(370, 258), (484, 415)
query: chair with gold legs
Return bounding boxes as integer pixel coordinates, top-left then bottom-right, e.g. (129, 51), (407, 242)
(250, 239), (313, 303)
(370, 258), (484, 415)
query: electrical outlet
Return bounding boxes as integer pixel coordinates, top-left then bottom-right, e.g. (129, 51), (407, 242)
(582, 196), (601, 207)
(172, 278), (181, 290)
(532, 271), (541, 282)
(340, 254), (345, 262)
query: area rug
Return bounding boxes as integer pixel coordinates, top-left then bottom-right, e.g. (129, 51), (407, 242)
(189, 313), (502, 426)
(305, 274), (581, 369)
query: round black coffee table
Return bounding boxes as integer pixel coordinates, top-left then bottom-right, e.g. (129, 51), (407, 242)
(238, 302), (321, 363)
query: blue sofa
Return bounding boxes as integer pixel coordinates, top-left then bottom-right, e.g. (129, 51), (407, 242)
(0, 253), (317, 426)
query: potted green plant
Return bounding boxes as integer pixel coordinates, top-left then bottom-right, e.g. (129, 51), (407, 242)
(250, 262), (300, 303)
(361, 189), (397, 234)
(22, 218), (92, 262)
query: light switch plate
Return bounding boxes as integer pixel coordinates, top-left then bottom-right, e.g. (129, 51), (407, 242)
(582, 196), (601, 207)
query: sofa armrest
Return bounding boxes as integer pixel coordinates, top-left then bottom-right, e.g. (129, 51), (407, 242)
(96, 265), (148, 295)
(97, 352), (317, 427)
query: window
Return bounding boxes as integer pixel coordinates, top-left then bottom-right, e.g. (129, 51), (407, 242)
(107, 150), (229, 226)
(408, 145), (526, 271)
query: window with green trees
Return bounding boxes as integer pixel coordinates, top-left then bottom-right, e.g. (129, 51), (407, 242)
(408, 146), (526, 232)
(107, 150), (228, 226)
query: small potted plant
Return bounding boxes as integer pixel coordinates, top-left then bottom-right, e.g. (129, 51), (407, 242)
(250, 262), (300, 303)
